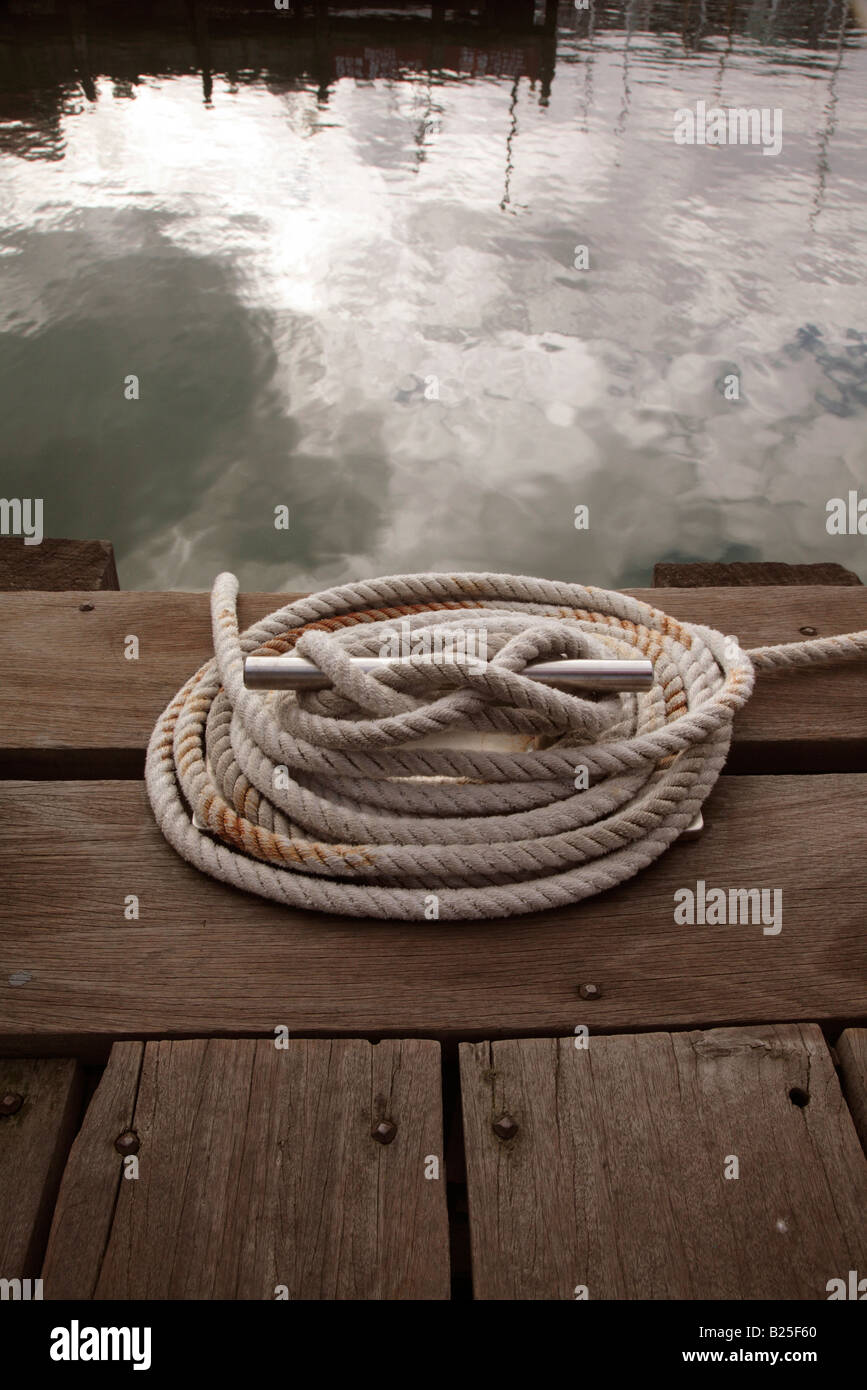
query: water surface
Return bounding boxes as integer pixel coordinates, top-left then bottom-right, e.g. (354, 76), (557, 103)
(1, 0), (865, 591)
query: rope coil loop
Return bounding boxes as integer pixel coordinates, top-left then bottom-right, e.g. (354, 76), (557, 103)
(145, 570), (866, 920)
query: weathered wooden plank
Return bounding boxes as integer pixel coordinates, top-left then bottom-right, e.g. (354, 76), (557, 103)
(40, 1042), (144, 1298)
(0, 775), (863, 1049)
(654, 560), (862, 587)
(837, 1029), (867, 1155)
(0, 539), (119, 592)
(43, 1038), (449, 1300)
(0, 1058), (82, 1279)
(460, 1024), (867, 1299)
(0, 590), (298, 778)
(1, 586), (864, 776)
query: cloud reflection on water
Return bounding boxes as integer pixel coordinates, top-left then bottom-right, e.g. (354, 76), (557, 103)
(0, 1), (865, 590)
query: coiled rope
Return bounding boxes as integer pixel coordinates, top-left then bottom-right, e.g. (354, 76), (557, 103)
(146, 570), (867, 920)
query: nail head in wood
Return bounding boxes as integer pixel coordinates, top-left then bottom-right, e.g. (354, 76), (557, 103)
(79, 602), (95, 612)
(798, 626), (818, 636)
(371, 1119), (397, 1145)
(0, 1092), (24, 1116)
(578, 983), (602, 1000)
(114, 1129), (140, 1155)
(492, 1114), (519, 1141)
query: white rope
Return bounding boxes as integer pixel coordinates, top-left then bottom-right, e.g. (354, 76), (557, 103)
(145, 570), (867, 920)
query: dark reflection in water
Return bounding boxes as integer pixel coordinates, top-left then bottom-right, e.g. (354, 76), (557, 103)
(0, 0), (865, 591)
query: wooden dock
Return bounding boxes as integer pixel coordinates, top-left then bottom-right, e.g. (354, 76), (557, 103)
(1, 544), (865, 1300)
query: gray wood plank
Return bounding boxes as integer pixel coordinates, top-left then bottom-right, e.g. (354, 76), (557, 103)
(1, 586), (865, 775)
(0, 1058), (82, 1279)
(41, 1042), (144, 1298)
(43, 1038), (450, 1300)
(460, 1024), (867, 1299)
(0, 775), (864, 1049)
(837, 1029), (867, 1155)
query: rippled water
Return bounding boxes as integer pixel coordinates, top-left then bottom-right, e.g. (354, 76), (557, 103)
(1, 0), (865, 591)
